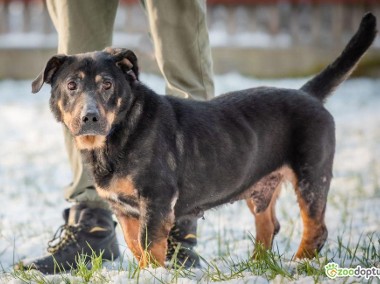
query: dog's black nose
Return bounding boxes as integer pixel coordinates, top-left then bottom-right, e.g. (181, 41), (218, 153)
(82, 110), (99, 123)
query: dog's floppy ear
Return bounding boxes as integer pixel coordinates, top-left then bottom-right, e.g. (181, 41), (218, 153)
(32, 55), (68, 94)
(104, 47), (139, 81)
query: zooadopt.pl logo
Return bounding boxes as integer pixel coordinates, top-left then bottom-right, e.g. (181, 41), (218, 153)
(325, 262), (380, 280)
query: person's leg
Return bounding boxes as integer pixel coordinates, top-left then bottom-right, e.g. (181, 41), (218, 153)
(62, 126), (106, 208)
(17, 0), (120, 274)
(144, 0), (214, 268)
(49, 0), (118, 208)
(144, 0), (214, 101)
(48, 0), (117, 55)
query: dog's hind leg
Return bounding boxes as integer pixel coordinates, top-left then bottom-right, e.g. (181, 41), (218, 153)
(247, 185), (280, 253)
(293, 167), (331, 259)
(291, 111), (335, 258)
(246, 167), (297, 256)
(246, 166), (297, 258)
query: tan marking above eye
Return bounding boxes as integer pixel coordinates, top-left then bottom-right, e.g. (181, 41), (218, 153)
(95, 74), (113, 85)
(78, 71), (85, 79)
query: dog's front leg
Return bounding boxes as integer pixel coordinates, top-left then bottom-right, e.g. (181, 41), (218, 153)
(116, 214), (143, 262)
(117, 195), (176, 268)
(140, 197), (176, 267)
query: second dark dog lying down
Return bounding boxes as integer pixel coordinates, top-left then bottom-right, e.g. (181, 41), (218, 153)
(32, 13), (377, 267)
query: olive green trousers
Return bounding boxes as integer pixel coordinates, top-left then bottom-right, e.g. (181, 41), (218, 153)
(46, 0), (214, 208)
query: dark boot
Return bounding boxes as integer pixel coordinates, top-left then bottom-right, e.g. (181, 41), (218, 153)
(15, 204), (120, 274)
(166, 217), (200, 268)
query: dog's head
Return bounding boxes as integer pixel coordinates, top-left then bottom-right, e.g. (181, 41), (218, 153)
(32, 48), (139, 150)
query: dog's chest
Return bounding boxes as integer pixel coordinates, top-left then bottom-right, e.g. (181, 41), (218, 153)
(95, 176), (140, 218)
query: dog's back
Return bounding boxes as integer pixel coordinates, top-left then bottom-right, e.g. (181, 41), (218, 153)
(167, 13), (377, 259)
(167, 10), (378, 210)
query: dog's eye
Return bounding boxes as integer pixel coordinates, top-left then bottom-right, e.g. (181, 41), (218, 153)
(67, 81), (77, 91)
(103, 81), (112, 90)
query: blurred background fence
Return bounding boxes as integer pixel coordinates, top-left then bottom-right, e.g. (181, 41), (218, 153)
(0, 0), (379, 79)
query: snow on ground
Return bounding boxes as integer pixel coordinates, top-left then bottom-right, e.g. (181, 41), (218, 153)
(0, 74), (379, 283)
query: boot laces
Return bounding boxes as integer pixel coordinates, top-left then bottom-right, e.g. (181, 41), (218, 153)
(167, 228), (189, 260)
(47, 224), (82, 254)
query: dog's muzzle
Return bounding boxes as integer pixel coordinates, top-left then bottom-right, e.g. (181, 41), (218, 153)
(76, 105), (107, 136)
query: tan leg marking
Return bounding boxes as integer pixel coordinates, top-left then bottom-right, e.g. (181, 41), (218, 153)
(248, 198), (275, 250)
(279, 167), (328, 259)
(247, 183), (281, 256)
(140, 212), (175, 267)
(117, 214), (144, 262)
(117, 214), (173, 268)
(98, 177), (145, 264)
(246, 166), (298, 258)
(294, 193), (327, 259)
(140, 235), (168, 267)
(100, 177), (173, 267)
(148, 239), (168, 265)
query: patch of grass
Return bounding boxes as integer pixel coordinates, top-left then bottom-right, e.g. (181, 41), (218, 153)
(73, 246), (107, 283)
(11, 264), (54, 284)
(354, 233), (379, 267)
(247, 241), (293, 280)
(4, 229), (380, 283)
(199, 237), (294, 282)
(117, 247), (141, 279)
(295, 257), (328, 283)
(4, 190), (380, 284)
(201, 255), (247, 282)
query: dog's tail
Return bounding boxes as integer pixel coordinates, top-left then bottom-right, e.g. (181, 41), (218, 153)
(300, 12), (377, 103)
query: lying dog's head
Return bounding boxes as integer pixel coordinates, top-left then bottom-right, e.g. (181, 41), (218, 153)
(32, 48), (139, 150)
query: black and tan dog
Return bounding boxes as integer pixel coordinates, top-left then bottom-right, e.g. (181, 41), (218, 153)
(32, 13), (376, 267)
